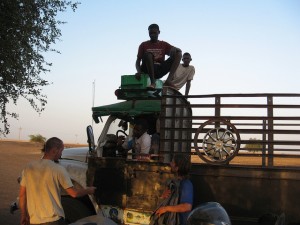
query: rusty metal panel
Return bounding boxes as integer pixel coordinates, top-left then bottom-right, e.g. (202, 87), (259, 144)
(190, 164), (300, 223)
(88, 158), (173, 211)
(88, 158), (127, 207)
(125, 161), (173, 211)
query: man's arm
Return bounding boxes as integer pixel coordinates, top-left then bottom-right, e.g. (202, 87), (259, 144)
(185, 80), (191, 95)
(65, 186), (96, 198)
(155, 203), (192, 216)
(185, 66), (195, 95)
(19, 185), (29, 225)
(135, 57), (142, 73)
(135, 58), (142, 80)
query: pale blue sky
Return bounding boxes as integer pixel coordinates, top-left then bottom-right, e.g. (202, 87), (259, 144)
(5, 0), (300, 143)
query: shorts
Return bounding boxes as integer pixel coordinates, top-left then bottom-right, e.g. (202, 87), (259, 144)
(31, 217), (67, 225)
(141, 53), (174, 79)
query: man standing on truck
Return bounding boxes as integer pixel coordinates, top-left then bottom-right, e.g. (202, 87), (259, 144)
(171, 52), (195, 95)
(19, 137), (96, 225)
(153, 154), (193, 225)
(135, 23), (182, 90)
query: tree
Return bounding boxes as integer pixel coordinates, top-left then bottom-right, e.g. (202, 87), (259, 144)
(29, 134), (46, 143)
(244, 138), (263, 153)
(0, 0), (79, 136)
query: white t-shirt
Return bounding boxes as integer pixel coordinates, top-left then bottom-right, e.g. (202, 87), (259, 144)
(20, 159), (73, 224)
(172, 64), (195, 90)
(134, 132), (151, 154)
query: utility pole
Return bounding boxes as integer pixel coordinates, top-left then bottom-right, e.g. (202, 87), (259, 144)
(18, 127), (22, 140)
(92, 80), (95, 127)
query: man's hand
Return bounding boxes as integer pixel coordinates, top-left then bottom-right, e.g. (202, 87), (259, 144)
(86, 186), (96, 195)
(117, 135), (125, 146)
(155, 206), (169, 217)
(135, 72), (141, 81)
(161, 189), (171, 199)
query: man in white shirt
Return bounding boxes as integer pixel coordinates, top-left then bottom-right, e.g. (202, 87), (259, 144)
(117, 119), (151, 159)
(169, 52), (195, 95)
(19, 137), (96, 225)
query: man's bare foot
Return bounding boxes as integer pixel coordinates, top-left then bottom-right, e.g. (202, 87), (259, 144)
(147, 83), (156, 90)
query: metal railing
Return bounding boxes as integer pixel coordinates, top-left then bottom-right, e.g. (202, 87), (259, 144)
(160, 92), (300, 168)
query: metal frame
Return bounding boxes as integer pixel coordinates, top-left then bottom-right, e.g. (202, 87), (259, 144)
(160, 91), (300, 168)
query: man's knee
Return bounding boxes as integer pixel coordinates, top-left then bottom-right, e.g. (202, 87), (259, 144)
(143, 52), (154, 61)
(176, 49), (182, 59)
(170, 47), (182, 59)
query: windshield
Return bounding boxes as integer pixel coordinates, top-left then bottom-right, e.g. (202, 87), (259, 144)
(107, 118), (129, 135)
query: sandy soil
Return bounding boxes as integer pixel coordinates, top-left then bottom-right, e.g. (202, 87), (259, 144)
(0, 140), (86, 225)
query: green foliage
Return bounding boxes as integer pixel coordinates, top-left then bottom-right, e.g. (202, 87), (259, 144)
(244, 138), (263, 153)
(29, 134), (46, 143)
(0, 0), (79, 136)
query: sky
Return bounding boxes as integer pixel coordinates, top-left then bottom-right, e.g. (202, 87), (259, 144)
(4, 0), (300, 144)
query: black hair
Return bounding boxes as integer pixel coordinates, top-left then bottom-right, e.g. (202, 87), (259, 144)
(173, 153), (191, 178)
(183, 52), (191, 57)
(42, 137), (63, 153)
(148, 24), (159, 31)
(135, 119), (149, 130)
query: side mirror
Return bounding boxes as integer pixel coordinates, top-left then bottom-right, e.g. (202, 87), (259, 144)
(86, 125), (95, 153)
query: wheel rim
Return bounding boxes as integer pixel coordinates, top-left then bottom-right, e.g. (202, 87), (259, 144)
(194, 119), (240, 165)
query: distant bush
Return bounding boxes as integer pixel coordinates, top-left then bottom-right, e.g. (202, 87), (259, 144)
(29, 134), (46, 144)
(244, 138), (263, 153)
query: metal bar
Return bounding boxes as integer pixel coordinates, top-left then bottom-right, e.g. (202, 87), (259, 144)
(215, 97), (221, 128)
(262, 120), (267, 167)
(163, 116), (300, 120)
(163, 93), (300, 98)
(163, 104), (300, 108)
(267, 95), (274, 166)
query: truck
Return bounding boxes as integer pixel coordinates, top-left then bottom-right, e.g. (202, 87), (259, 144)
(13, 74), (300, 225)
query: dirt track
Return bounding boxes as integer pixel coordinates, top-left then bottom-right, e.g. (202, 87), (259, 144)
(0, 140), (42, 225)
(0, 140), (86, 225)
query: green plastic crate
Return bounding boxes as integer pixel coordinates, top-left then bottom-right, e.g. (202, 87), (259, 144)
(121, 74), (163, 90)
(119, 74), (163, 99)
(121, 74), (149, 89)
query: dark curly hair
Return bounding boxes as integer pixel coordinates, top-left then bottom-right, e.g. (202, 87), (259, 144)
(173, 153), (191, 178)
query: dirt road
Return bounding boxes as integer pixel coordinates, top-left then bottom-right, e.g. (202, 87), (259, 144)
(0, 140), (86, 225)
(0, 140), (42, 225)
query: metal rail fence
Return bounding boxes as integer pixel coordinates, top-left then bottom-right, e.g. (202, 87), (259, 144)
(160, 92), (300, 168)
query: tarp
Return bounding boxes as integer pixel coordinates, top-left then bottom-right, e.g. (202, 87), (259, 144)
(92, 100), (161, 118)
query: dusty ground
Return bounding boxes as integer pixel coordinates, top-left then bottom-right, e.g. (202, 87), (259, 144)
(0, 140), (86, 225)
